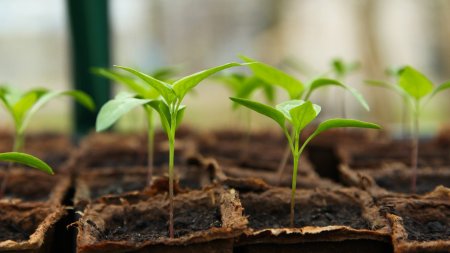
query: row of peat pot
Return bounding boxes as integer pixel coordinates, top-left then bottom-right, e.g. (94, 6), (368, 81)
(0, 127), (448, 253)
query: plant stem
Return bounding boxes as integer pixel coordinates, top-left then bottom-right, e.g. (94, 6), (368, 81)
(145, 107), (154, 187)
(410, 102), (420, 193)
(277, 127), (295, 185)
(168, 112), (177, 239)
(290, 131), (300, 227)
(0, 131), (22, 198)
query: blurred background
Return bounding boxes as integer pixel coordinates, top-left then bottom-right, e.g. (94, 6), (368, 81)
(0, 0), (449, 136)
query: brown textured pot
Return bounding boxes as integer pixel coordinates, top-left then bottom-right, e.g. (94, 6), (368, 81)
(235, 187), (392, 253)
(76, 187), (247, 253)
(0, 202), (66, 253)
(380, 187), (450, 253)
(0, 168), (70, 206)
(339, 163), (450, 196)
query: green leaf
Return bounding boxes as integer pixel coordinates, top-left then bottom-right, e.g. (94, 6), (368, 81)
(289, 101), (321, 133)
(240, 55), (304, 99)
(308, 119), (380, 142)
(332, 58), (360, 77)
(115, 66), (176, 103)
(429, 81), (450, 99)
(173, 62), (244, 101)
(0, 152), (53, 175)
(230, 97), (285, 128)
(398, 66), (433, 100)
(96, 97), (152, 132)
(151, 66), (180, 81)
(305, 78), (369, 111)
(19, 90), (95, 134)
(92, 68), (159, 99)
(0, 86), (14, 117)
(175, 105), (186, 129)
(275, 100), (305, 122)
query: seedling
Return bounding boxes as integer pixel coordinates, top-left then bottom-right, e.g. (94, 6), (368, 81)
(331, 58), (360, 117)
(366, 66), (450, 192)
(0, 86), (94, 196)
(0, 152), (54, 198)
(239, 56), (370, 180)
(97, 62), (246, 238)
(93, 66), (178, 186)
(231, 97), (380, 226)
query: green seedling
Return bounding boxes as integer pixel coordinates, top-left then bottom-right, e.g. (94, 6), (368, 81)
(366, 66), (450, 193)
(331, 58), (361, 117)
(0, 86), (95, 152)
(215, 72), (275, 158)
(0, 152), (54, 198)
(0, 86), (94, 197)
(97, 62), (246, 238)
(93, 66), (178, 186)
(230, 97), (380, 227)
(239, 56), (370, 181)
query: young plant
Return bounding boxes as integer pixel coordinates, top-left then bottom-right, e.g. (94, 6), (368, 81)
(330, 58), (361, 117)
(0, 86), (95, 152)
(97, 62), (246, 238)
(93, 66), (178, 186)
(230, 97), (380, 227)
(366, 66), (450, 192)
(239, 56), (370, 180)
(0, 152), (54, 198)
(0, 86), (94, 196)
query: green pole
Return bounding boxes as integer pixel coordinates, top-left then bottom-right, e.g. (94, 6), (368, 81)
(67, 0), (111, 137)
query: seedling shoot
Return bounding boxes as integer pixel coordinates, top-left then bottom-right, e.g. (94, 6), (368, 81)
(230, 97), (380, 227)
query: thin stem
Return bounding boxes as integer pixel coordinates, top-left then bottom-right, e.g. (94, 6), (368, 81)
(168, 105), (179, 239)
(277, 127), (295, 185)
(0, 130), (23, 199)
(290, 130), (300, 227)
(145, 107), (155, 187)
(411, 101), (420, 193)
(13, 131), (24, 153)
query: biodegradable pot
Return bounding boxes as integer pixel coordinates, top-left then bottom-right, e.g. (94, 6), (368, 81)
(0, 168), (70, 205)
(0, 202), (65, 253)
(339, 163), (450, 196)
(76, 187), (247, 253)
(74, 158), (216, 209)
(380, 187), (450, 253)
(235, 187), (392, 253)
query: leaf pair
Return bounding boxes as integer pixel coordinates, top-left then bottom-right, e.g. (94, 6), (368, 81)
(230, 97), (379, 145)
(240, 56), (369, 111)
(0, 152), (53, 175)
(0, 87), (95, 135)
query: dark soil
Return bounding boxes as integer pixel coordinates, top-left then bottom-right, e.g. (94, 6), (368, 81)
(241, 191), (370, 230)
(0, 169), (59, 202)
(374, 173), (449, 194)
(0, 204), (49, 242)
(394, 204), (449, 241)
(94, 197), (222, 242)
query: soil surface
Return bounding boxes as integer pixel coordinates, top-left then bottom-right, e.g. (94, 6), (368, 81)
(0, 169), (59, 202)
(93, 196), (222, 241)
(375, 173), (450, 194)
(0, 204), (48, 242)
(241, 190), (370, 230)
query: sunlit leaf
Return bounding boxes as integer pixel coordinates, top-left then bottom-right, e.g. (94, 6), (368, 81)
(289, 101), (321, 133)
(173, 62), (244, 101)
(230, 97), (285, 128)
(429, 81), (450, 99)
(240, 55), (304, 99)
(275, 100), (305, 122)
(305, 78), (369, 110)
(116, 66), (176, 103)
(96, 97), (152, 132)
(0, 152), (53, 175)
(398, 66), (433, 100)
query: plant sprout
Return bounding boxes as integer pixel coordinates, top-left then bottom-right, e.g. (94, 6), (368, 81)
(239, 56), (370, 180)
(230, 97), (380, 227)
(0, 152), (54, 198)
(366, 66), (450, 193)
(331, 58), (360, 117)
(0, 86), (95, 152)
(0, 86), (94, 197)
(93, 66), (178, 186)
(97, 62), (246, 238)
